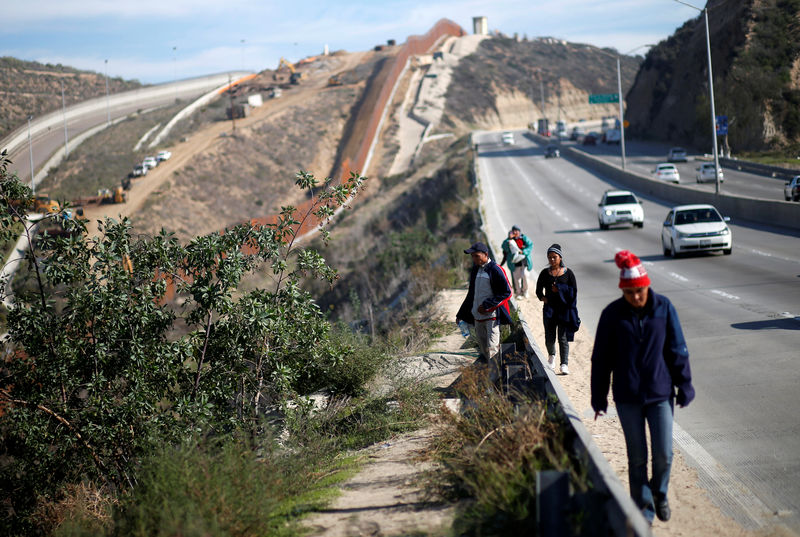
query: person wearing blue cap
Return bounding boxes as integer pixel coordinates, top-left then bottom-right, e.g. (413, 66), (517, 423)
(456, 242), (513, 385)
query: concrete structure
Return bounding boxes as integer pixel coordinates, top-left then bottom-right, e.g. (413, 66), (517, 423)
(473, 16), (488, 35)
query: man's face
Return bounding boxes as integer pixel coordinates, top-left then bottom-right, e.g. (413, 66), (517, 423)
(471, 251), (489, 265)
(622, 286), (649, 309)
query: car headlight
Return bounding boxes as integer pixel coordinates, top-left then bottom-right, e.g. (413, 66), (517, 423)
(719, 227), (730, 236)
(604, 210), (613, 216)
(677, 231), (689, 238)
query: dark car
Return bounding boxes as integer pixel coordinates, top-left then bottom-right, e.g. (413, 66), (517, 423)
(582, 133), (598, 146)
(544, 145), (560, 158)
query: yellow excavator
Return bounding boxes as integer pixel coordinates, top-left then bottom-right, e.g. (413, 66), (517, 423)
(276, 57), (304, 84)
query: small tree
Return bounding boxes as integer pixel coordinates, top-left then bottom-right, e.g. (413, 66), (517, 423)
(0, 149), (365, 532)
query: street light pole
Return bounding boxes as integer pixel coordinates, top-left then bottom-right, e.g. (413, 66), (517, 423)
(616, 56), (626, 170)
(675, 0), (721, 194)
(27, 116), (35, 195)
(173, 46), (178, 102)
(104, 59), (110, 125)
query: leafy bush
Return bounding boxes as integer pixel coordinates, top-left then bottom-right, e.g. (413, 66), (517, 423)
(0, 151), (367, 534)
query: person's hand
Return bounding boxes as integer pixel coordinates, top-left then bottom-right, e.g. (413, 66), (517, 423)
(594, 410), (605, 421)
(676, 387), (694, 407)
(477, 305), (487, 314)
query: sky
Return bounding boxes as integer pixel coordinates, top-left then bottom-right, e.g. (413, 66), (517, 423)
(1, 0), (705, 84)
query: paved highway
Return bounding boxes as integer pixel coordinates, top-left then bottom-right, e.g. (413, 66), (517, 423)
(562, 136), (793, 202)
(476, 130), (800, 531)
(2, 72), (250, 186)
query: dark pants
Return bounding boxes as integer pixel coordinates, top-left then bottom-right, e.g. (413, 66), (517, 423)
(543, 314), (568, 365)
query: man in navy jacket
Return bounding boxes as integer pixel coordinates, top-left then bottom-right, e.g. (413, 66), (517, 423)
(591, 250), (694, 526)
(456, 242), (512, 384)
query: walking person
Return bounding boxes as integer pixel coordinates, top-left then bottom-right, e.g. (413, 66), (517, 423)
(535, 244), (579, 374)
(456, 242), (513, 385)
(500, 225), (533, 299)
(591, 250), (694, 525)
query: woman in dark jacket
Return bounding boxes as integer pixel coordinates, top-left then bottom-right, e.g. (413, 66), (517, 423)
(535, 243), (579, 375)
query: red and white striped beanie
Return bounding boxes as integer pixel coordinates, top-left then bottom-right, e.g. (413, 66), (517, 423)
(615, 250), (651, 288)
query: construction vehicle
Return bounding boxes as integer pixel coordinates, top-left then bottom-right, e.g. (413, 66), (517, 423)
(34, 195), (60, 214)
(73, 187), (127, 207)
(327, 74), (343, 86)
(275, 57), (304, 85)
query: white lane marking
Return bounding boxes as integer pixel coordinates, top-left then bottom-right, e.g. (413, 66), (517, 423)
(669, 272), (689, 282)
(478, 157), (509, 233)
(596, 238), (607, 245)
(711, 289), (740, 300)
(673, 421), (769, 529)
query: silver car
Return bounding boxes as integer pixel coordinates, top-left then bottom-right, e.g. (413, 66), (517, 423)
(654, 163), (680, 184)
(696, 163), (724, 183)
(661, 204), (732, 257)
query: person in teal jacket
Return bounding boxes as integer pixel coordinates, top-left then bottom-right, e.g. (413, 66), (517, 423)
(500, 225), (533, 299)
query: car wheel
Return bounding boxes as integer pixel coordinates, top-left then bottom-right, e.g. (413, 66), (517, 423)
(670, 239), (679, 258)
(635, 222), (644, 228)
(662, 238), (670, 257)
(723, 247), (732, 255)
(599, 221), (608, 230)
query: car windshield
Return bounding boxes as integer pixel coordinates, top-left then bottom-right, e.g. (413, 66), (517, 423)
(605, 194), (637, 205)
(675, 208), (722, 225)
(658, 165), (675, 171)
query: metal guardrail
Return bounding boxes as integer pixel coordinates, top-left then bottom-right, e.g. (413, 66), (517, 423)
(478, 232), (652, 536)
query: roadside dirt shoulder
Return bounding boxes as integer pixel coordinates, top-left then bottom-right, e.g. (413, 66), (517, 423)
(513, 292), (790, 537)
(303, 290), (471, 537)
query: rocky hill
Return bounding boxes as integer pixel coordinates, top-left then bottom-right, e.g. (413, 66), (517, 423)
(442, 36), (643, 131)
(625, 0), (800, 153)
(0, 57), (143, 141)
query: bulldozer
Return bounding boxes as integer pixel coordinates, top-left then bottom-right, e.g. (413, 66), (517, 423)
(327, 74), (343, 86)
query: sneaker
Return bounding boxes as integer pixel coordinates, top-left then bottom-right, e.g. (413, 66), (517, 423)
(655, 497), (671, 522)
(560, 363), (569, 375)
(547, 355), (556, 370)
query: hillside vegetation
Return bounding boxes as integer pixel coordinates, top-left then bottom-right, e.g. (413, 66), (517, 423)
(0, 58), (143, 141)
(626, 0), (800, 153)
(443, 36), (642, 130)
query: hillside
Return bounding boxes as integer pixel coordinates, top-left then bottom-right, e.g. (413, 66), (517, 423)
(442, 36), (643, 131)
(625, 0), (800, 152)
(0, 57), (143, 141)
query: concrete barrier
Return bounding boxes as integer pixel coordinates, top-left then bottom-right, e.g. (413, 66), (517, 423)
(560, 142), (800, 231)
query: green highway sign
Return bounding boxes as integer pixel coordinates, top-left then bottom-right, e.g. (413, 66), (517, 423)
(589, 93), (619, 104)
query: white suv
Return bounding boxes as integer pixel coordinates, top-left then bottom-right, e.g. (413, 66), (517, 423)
(696, 162), (724, 183)
(598, 190), (644, 230)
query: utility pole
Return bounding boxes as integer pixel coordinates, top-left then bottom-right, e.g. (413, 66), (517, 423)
(61, 80), (69, 157)
(173, 46), (178, 102)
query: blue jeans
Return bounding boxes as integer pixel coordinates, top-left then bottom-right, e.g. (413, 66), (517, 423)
(616, 399), (674, 523)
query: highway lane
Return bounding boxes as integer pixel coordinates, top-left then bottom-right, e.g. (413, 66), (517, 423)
(476, 129), (800, 531)
(566, 137), (792, 202)
(2, 72), (250, 186)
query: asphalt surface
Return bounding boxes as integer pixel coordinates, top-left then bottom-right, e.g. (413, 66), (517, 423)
(564, 136), (792, 201)
(476, 129), (800, 532)
(2, 72), (250, 185)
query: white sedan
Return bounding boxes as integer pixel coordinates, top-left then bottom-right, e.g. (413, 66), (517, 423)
(661, 204), (732, 257)
(654, 163), (680, 184)
(597, 190), (644, 229)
